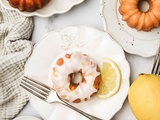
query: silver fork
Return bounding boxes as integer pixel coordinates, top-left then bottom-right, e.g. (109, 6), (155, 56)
(151, 45), (160, 75)
(20, 76), (103, 120)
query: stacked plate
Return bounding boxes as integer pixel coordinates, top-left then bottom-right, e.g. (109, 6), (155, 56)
(0, 0), (85, 17)
(101, 0), (160, 57)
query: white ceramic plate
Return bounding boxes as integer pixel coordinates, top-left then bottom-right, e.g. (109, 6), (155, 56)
(0, 0), (84, 17)
(13, 116), (40, 120)
(101, 0), (160, 57)
(24, 26), (130, 120)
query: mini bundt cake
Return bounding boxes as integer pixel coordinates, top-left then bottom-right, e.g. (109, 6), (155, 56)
(51, 52), (101, 103)
(8, 0), (50, 12)
(119, 0), (160, 31)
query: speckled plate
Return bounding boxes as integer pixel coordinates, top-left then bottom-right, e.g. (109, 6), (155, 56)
(101, 0), (160, 57)
(24, 26), (130, 120)
(0, 0), (85, 17)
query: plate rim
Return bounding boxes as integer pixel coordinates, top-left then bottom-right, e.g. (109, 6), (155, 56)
(0, 0), (85, 17)
(13, 116), (40, 120)
(100, 0), (160, 57)
(25, 25), (130, 120)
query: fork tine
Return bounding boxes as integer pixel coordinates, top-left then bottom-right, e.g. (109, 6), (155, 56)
(21, 79), (49, 97)
(151, 44), (160, 75)
(20, 82), (47, 100)
(152, 55), (159, 74)
(155, 56), (160, 75)
(24, 76), (52, 91)
(22, 77), (50, 93)
(158, 66), (160, 75)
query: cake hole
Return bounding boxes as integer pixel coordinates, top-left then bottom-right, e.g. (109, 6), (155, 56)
(70, 72), (82, 84)
(69, 72), (82, 91)
(138, 0), (150, 12)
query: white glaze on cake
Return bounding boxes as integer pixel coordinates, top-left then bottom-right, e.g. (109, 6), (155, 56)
(51, 51), (101, 103)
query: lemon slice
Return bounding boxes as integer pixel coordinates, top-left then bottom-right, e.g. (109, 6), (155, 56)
(97, 58), (121, 98)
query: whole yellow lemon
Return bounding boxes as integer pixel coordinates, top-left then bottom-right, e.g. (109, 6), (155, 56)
(128, 74), (160, 120)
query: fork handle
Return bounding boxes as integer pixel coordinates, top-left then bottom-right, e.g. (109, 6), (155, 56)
(61, 101), (103, 120)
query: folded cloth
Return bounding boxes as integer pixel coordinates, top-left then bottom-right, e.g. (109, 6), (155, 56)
(0, 5), (33, 120)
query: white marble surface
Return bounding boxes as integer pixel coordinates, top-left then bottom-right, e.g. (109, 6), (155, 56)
(15, 0), (154, 120)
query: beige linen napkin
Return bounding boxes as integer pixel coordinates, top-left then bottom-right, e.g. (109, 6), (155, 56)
(0, 5), (33, 120)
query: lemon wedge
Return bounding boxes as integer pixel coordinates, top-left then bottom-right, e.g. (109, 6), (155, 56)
(97, 58), (121, 98)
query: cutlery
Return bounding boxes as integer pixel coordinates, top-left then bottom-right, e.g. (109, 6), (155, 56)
(151, 45), (160, 75)
(20, 76), (103, 120)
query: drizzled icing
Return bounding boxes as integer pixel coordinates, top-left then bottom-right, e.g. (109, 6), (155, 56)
(51, 51), (101, 103)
